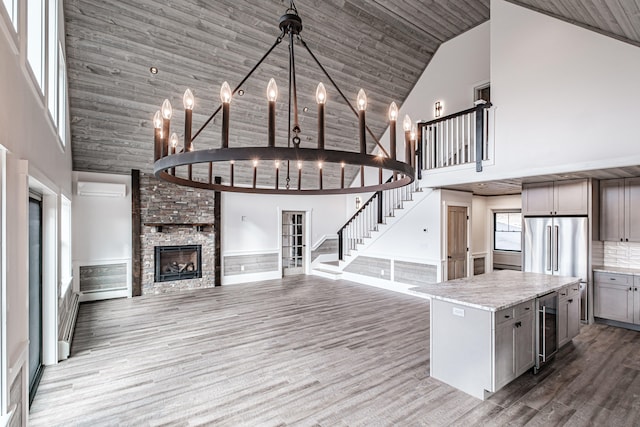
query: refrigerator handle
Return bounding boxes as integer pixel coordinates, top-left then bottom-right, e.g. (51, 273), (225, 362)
(546, 225), (552, 271)
(554, 225), (559, 272)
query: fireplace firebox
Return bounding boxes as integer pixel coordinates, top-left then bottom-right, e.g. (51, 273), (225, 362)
(154, 245), (202, 282)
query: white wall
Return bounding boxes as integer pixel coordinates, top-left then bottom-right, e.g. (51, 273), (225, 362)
(72, 172), (132, 264)
(427, 0), (640, 188)
(223, 193), (346, 254)
(364, 189), (441, 264)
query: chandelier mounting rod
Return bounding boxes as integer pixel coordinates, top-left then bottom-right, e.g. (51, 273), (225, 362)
(299, 38), (390, 158)
(190, 33), (285, 143)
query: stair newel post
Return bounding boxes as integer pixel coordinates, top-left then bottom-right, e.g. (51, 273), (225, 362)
(377, 191), (383, 225)
(475, 103), (484, 172)
(338, 229), (343, 261)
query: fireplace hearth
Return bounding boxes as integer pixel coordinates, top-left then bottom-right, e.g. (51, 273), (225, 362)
(155, 245), (202, 282)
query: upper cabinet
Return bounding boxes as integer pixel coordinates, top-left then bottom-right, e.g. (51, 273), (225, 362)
(600, 178), (640, 242)
(522, 179), (589, 216)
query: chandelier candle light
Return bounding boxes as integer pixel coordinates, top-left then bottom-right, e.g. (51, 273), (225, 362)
(152, 1), (415, 195)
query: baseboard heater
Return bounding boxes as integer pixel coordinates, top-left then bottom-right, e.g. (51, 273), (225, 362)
(58, 292), (80, 361)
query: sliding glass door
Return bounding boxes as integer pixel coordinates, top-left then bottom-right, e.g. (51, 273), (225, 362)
(29, 196), (44, 404)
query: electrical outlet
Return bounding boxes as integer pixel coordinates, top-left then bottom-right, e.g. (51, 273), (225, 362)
(240, 265), (245, 271)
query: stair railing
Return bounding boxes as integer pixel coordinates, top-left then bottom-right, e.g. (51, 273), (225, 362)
(417, 102), (492, 174)
(337, 176), (419, 260)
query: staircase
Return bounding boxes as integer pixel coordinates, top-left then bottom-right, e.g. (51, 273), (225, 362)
(311, 102), (493, 282)
(311, 176), (422, 279)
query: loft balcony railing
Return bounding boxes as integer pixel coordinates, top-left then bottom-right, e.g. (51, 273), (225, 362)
(417, 102), (492, 176)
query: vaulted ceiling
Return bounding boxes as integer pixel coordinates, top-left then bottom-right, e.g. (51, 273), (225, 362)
(63, 0), (640, 188)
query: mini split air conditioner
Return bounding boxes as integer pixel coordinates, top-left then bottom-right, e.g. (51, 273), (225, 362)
(76, 181), (127, 197)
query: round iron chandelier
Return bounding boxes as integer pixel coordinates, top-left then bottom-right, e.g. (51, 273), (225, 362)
(152, 1), (416, 195)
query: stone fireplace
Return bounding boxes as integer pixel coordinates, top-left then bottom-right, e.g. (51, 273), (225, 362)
(138, 173), (219, 295)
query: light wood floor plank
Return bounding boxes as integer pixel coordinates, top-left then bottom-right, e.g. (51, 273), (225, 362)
(29, 276), (640, 426)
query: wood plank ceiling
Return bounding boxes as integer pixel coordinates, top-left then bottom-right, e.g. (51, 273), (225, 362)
(64, 0), (640, 190)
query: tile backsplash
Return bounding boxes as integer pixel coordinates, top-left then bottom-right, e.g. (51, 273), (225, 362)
(603, 241), (640, 268)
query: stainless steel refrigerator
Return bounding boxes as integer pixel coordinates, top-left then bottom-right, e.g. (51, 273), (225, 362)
(523, 216), (588, 321)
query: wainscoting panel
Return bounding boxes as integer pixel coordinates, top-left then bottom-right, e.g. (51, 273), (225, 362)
(344, 256), (391, 280)
(79, 263), (127, 293)
(8, 367), (22, 427)
(224, 253), (279, 276)
(394, 260), (437, 285)
(311, 238), (338, 262)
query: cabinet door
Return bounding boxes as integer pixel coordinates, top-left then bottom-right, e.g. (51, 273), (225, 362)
(567, 296), (581, 340)
(494, 321), (515, 390)
(594, 281), (634, 323)
(515, 312), (535, 376)
(600, 179), (625, 242)
(625, 178), (640, 242)
(522, 182), (554, 216)
(554, 179), (589, 216)
(558, 297), (569, 348)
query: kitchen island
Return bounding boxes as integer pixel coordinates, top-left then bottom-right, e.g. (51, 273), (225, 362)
(414, 270), (580, 400)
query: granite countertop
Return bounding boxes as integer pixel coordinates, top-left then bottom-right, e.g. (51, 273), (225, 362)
(413, 270), (580, 312)
(593, 266), (640, 276)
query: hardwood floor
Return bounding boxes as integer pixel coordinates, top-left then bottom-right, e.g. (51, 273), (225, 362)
(30, 276), (640, 426)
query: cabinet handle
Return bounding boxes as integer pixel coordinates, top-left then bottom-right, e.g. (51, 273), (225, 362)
(572, 288), (578, 291)
(515, 321), (522, 328)
(626, 238), (629, 242)
(610, 278), (616, 281)
(504, 315), (510, 319)
(525, 307), (530, 311)
(630, 287), (633, 291)
(621, 238), (624, 242)
(568, 299), (573, 303)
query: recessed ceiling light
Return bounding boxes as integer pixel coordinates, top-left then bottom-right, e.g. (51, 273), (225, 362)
(149, 66), (158, 74)
(238, 89), (245, 96)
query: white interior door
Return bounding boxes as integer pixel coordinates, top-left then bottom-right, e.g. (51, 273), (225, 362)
(282, 211), (305, 276)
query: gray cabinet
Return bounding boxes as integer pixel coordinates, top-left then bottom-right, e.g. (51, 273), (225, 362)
(494, 300), (535, 390)
(522, 179), (589, 216)
(558, 284), (581, 347)
(600, 178), (640, 242)
(594, 272), (637, 324)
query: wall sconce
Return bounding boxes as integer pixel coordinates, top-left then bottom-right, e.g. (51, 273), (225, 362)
(355, 196), (361, 210)
(435, 101), (443, 118)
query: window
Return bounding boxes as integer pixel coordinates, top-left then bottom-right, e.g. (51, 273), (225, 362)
(47, 0), (58, 120)
(494, 211), (522, 252)
(57, 43), (67, 145)
(1, 0), (17, 31)
(27, 0), (45, 92)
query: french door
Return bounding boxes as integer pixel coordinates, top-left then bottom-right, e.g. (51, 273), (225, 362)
(282, 211), (305, 276)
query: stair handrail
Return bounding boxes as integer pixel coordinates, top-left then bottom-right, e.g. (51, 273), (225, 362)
(417, 102), (492, 127)
(337, 176), (393, 260)
(338, 176), (393, 231)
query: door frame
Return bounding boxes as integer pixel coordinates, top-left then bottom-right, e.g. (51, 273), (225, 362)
(28, 173), (59, 368)
(277, 208), (312, 276)
(442, 201), (471, 282)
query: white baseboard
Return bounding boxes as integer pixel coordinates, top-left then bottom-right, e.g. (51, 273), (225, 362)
(222, 270), (282, 285)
